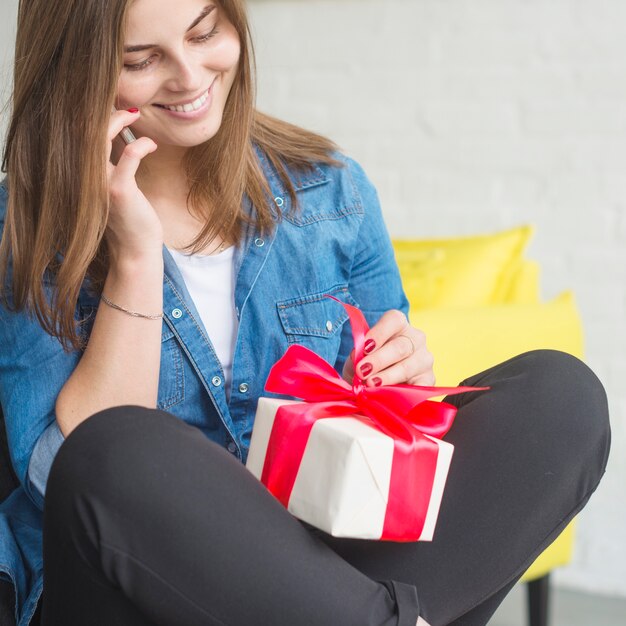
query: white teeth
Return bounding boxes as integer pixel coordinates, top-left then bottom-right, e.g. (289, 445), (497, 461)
(162, 89), (209, 113)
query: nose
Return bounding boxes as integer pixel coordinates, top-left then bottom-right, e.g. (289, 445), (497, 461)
(164, 50), (204, 94)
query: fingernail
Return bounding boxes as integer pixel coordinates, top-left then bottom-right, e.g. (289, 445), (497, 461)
(372, 377), (383, 387)
(364, 339), (376, 354)
(127, 107), (139, 113)
(360, 362), (373, 377)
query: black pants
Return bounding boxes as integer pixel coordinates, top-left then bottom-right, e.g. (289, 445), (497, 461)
(40, 350), (610, 626)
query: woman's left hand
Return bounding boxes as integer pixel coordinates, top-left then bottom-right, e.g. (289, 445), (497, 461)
(342, 310), (435, 387)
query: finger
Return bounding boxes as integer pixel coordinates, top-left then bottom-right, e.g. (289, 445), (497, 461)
(356, 329), (426, 379)
(112, 137), (158, 185)
(361, 309), (409, 357)
(106, 109), (141, 163)
(365, 349), (434, 387)
(107, 109), (141, 143)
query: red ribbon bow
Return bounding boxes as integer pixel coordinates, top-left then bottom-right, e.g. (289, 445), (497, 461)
(261, 296), (487, 540)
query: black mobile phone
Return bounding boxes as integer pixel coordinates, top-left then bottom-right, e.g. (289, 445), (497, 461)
(111, 106), (137, 144)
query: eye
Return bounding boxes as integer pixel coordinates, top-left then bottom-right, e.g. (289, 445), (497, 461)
(123, 25), (220, 72)
(194, 26), (220, 43)
(124, 56), (156, 72)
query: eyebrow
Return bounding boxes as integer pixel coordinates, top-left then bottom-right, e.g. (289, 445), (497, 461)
(123, 4), (216, 53)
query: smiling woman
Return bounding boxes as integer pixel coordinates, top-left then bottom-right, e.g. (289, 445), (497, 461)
(0, 0), (610, 625)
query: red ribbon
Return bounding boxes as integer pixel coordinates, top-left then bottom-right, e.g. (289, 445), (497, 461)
(261, 296), (487, 541)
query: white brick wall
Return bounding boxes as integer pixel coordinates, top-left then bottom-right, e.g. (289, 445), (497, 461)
(248, 0), (626, 598)
(1, 0), (624, 600)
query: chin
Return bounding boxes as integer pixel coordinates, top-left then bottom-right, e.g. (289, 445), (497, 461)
(161, 119), (224, 148)
(179, 132), (220, 148)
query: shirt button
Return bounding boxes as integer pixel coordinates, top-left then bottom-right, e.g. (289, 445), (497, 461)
(254, 238), (265, 247)
(326, 320), (333, 332)
(239, 383), (249, 393)
(235, 306), (240, 319)
(227, 442), (237, 454)
(211, 376), (222, 387)
(274, 196), (284, 208)
(172, 308), (183, 319)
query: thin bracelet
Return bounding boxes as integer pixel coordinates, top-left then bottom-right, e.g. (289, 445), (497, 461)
(100, 294), (163, 320)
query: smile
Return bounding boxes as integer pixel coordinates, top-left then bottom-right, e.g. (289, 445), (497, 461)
(157, 88), (211, 113)
(152, 81), (216, 120)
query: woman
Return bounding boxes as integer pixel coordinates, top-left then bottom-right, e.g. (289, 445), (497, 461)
(0, 0), (610, 625)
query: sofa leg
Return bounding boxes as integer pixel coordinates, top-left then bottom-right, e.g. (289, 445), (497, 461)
(527, 573), (551, 626)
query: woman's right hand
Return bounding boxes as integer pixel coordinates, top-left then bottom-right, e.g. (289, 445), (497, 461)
(105, 109), (163, 263)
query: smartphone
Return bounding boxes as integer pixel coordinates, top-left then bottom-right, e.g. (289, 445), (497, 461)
(111, 106), (137, 144)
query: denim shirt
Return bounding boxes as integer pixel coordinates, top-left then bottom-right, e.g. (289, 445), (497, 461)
(0, 151), (409, 625)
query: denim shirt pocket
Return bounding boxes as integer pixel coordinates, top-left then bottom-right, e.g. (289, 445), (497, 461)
(157, 325), (185, 410)
(276, 285), (358, 364)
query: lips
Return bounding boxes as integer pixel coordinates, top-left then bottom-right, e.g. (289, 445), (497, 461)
(154, 81), (215, 111)
(155, 92), (205, 112)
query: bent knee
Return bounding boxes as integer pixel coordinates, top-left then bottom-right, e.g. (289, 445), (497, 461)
(519, 350), (608, 421)
(521, 349), (600, 387)
(514, 350), (610, 472)
(471, 350), (610, 466)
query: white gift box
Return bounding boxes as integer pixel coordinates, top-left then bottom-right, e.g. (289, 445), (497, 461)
(246, 397), (454, 541)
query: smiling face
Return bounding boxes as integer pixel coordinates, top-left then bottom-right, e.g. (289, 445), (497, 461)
(116, 0), (241, 148)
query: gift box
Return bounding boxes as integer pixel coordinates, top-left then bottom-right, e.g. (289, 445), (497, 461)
(246, 397), (454, 540)
(246, 296), (486, 542)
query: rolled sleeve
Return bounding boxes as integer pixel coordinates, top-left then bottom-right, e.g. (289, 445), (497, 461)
(27, 420), (65, 504)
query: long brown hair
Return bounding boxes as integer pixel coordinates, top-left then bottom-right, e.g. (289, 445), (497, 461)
(0, 0), (339, 351)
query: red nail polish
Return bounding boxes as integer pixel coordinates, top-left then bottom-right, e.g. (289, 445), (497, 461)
(372, 377), (382, 387)
(364, 339), (376, 354)
(127, 107), (139, 113)
(360, 362), (373, 377)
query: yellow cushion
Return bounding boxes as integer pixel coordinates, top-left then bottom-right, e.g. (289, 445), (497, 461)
(503, 258), (541, 304)
(411, 291), (583, 387)
(393, 225), (534, 309)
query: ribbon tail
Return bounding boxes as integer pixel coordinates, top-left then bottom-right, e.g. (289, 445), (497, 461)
(405, 400), (459, 438)
(325, 294), (370, 366)
(359, 385), (488, 440)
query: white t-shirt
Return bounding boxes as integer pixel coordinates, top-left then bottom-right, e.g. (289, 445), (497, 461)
(167, 245), (238, 398)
